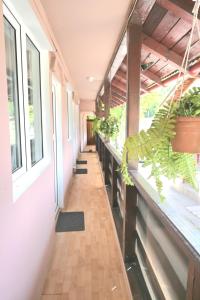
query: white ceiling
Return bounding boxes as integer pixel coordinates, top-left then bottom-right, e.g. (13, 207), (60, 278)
(40, 0), (132, 100)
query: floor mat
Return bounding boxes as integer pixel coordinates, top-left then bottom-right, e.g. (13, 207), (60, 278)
(76, 160), (87, 164)
(56, 212), (85, 232)
(76, 168), (88, 174)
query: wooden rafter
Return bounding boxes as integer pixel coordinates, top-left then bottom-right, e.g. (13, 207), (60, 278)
(111, 86), (127, 98)
(112, 93), (125, 103)
(112, 96), (124, 105)
(131, 0), (157, 25)
(141, 69), (164, 86)
(141, 82), (148, 92)
(111, 97), (122, 106)
(115, 70), (126, 82)
(142, 33), (184, 71)
(112, 91), (126, 101)
(157, 0), (200, 25)
(112, 79), (126, 93)
(118, 61), (165, 86)
(113, 72), (150, 94)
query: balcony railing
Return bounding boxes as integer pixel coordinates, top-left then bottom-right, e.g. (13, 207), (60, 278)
(96, 134), (200, 300)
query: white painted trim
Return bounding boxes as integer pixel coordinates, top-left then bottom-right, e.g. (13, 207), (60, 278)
(52, 75), (64, 209)
(3, 0), (53, 50)
(3, 5), (27, 180)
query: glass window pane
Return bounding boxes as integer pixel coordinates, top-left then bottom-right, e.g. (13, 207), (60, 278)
(4, 18), (22, 173)
(26, 37), (43, 166)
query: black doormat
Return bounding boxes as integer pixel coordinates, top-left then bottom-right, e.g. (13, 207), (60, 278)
(76, 160), (87, 164)
(56, 212), (85, 232)
(75, 168), (88, 174)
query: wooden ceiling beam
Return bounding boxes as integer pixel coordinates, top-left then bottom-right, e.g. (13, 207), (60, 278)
(113, 72), (149, 93)
(141, 69), (164, 86)
(112, 79), (127, 93)
(112, 93), (125, 103)
(115, 70), (127, 82)
(111, 97), (121, 105)
(112, 91), (126, 102)
(131, 0), (157, 25)
(142, 33), (184, 71)
(117, 63), (164, 87)
(141, 82), (149, 92)
(112, 96), (124, 105)
(157, 0), (200, 26)
(111, 86), (127, 98)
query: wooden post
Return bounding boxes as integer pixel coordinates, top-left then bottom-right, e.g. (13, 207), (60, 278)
(126, 21), (142, 169)
(104, 79), (110, 118)
(124, 185), (138, 262)
(123, 21), (142, 261)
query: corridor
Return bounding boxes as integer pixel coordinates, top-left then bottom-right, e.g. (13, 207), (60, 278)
(41, 150), (132, 300)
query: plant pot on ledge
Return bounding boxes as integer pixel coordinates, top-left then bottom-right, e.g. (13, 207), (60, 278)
(172, 117), (200, 153)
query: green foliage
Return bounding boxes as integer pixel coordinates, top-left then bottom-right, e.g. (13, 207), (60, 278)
(140, 86), (173, 119)
(93, 115), (119, 139)
(99, 115), (119, 139)
(175, 87), (200, 117)
(121, 88), (200, 199)
(87, 115), (95, 121)
(93, 117), (101, 134)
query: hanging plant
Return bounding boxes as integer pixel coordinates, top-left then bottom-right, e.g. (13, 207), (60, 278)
(121, 0), (200, 199)
(93, 115), (119, 139)
(121, 97), (199, 199)
(172, 87), (200, 153)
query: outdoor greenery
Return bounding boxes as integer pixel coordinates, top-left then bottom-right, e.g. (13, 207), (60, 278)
(93, 115), (119, 139)
(175, 87), (200, 116)
(121, 87), (200, 199)
(109, 104), (126, 150)
(140, 85), (174, 119)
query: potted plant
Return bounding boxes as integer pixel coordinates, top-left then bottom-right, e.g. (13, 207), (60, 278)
(172, 87), (200, 153)
(93, 115), (119, 140)
(121, 87), (200, 199)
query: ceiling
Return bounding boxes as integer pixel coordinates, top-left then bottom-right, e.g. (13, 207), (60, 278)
(108, 0), (200, 108)
(40, 0), (132, 100)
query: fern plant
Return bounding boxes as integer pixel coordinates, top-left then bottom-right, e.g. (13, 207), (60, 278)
(175, 87), (200, 116)
(121, 97), (198, 199)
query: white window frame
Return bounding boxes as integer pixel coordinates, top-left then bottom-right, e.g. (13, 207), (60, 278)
(21, 27), (44, 170)
(3, 1), (52, 201)
(3, 5), (27, 181)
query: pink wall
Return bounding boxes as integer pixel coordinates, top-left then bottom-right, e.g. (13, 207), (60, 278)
(0, 2), (55, 299)
(80, 99), (95, 112)
(0, 1), (80, 299)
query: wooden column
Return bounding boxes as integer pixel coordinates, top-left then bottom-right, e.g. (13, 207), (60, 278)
(124, 185), (138, 262)
(126, 21), (142, 169)
(123, 21), (142, 262)
(104, 79), (110, 118)
(95, 96), (101, 117)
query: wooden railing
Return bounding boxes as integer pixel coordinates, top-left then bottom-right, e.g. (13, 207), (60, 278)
(96, 134), (200, 300)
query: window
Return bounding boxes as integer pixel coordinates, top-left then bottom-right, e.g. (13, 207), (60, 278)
(4, 17), (22, 172)
(3, 5), (44, 180)
(26, 37), (43, 166)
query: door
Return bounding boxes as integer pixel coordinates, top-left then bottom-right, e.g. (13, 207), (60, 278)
(52, 77), (64, 213)
(87, 120), (95, 145)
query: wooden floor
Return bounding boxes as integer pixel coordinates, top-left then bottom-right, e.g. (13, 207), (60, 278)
(41, 148), (132, 300)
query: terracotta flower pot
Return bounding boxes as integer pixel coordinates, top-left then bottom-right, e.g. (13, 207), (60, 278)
(172, 117), (200, 153)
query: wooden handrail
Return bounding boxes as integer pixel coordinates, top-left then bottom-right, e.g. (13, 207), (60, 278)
(96, 133), (200, 299)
